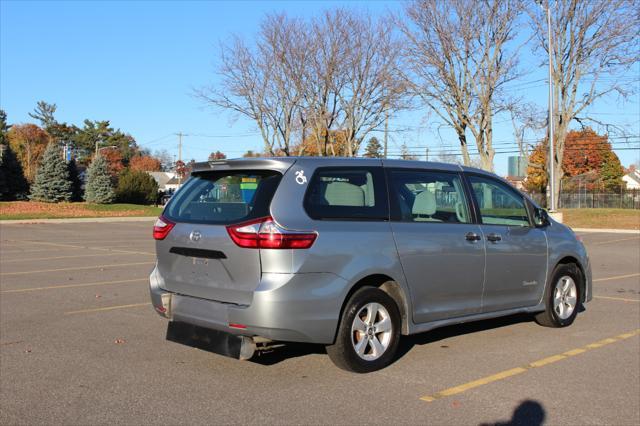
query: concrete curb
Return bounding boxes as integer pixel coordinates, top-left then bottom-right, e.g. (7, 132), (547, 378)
(572, 228), (640, 234)
(0, 216), (157, 225)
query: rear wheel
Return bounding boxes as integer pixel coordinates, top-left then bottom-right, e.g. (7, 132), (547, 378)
(535, 264), (582, 328)
(326, 287), (401, 373)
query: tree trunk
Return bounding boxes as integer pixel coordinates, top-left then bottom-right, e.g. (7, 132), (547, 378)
(457, 132), (471, 166)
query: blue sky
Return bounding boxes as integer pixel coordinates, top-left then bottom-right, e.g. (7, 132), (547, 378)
(1, 0), (638, 175)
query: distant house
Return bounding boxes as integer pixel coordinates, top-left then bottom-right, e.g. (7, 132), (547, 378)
(622, 169), (640, 190)
(505, 175), (525, 190)
(164, 176), (181, 192)
(147, 172), (179, 192)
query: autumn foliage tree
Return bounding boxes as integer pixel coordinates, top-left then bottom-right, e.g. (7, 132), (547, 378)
(525, 128), (624, 194)
(208, 151), (227, 161)
(101, 147), (125, 178)
(524, 140), (549, 194)
(7, 124), (49, 183)
(129, 155), (162, 172)
(295, 129), (351, 157)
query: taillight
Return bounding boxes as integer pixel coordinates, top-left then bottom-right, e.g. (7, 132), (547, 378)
(153, 215), (175, 240)
(226, 216), (317, 249)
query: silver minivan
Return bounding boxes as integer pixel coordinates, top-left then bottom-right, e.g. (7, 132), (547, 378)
(150, 157), (591, 372)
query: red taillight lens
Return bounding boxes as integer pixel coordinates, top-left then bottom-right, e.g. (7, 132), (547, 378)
(153, 216), (175, 240)
(226, 217), (316, 249)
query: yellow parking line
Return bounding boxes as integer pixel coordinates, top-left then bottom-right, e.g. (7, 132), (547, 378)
(529, 354), (566, 368)
(65, 302), (151, 315)
(0, 261), (154, 276)
(420, 329), (640, 403)
(1, 278), (147, 293)
(594, 295), (640, 303)
(593, 273), (640, 283)
(592, 237), (640, 246)
(1, 252), (154, 263)
(420, 367), (527, 402)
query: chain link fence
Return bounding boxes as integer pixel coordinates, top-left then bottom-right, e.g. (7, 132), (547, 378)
(527, 189), (640, 209)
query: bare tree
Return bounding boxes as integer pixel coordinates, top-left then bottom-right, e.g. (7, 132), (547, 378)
(296, 10), (347, 156)
(198, 14), (305, 156)
(202, 9), (407, 157)
(529, 0), (639, 204)
(400, 0), (523, 171)
(507, 101), (546, 158)
(334, 12), (407, 156)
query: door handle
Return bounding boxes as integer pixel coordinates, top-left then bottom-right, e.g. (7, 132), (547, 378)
(465, 232), (481, 242)
(487, 233), (502, 242)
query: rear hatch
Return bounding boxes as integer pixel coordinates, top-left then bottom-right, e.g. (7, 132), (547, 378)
(155, 166), (285, 306)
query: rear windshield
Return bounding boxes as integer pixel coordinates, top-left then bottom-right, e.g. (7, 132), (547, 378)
(164, 170), (282, 224)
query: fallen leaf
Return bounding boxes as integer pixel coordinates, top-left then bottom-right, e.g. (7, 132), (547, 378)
(114, 339), (126, 344)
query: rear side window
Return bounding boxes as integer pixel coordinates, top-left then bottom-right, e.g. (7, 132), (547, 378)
(304, 167), (388, 220)
(164, 170), (282, 224)
(388, 169), (471, 224)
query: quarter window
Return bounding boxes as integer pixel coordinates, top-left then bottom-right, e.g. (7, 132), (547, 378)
(468, 175), (530, 226)
(304, 167), (388, 220)
(389, 170), (471, 224)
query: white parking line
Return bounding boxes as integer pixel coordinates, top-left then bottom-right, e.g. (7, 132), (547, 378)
(0, 261), (154, 276)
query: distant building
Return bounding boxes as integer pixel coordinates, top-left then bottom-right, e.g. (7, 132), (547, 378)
(622, 169), (640, 190)
(147, 171), (179, 192)
(508, 156), (528, 178)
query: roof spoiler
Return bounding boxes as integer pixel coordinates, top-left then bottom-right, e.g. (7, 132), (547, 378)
(190, 158), (296, 174)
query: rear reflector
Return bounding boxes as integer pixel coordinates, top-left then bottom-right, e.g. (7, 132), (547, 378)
(228, 323), (247, 329)
(226, 216), (317, 249)
(153, 216), (176, 240)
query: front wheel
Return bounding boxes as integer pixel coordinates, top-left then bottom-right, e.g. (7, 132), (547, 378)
(535, 264), (582, 328)
(326, 287), (401, 373)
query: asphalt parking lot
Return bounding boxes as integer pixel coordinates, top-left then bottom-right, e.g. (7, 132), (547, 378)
(1, 222), (638, 425)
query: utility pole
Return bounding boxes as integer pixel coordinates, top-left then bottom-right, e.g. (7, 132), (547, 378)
(175, 132), (186, 187)
(539, 0), (556, 212)
(425, 147), (429, 162)
(176, 132), (184, 163)
(383, 109), (389, 159)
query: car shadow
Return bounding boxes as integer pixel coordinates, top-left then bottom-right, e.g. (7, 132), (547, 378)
(480, 399), (546, 426)
(395, 313), (534, 360)
(250, 342), (326, 366)
(251, 313), (534, 366)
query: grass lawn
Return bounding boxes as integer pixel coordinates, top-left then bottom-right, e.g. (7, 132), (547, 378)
(560, 208), (640, 230)
(0, 201), (162, 220)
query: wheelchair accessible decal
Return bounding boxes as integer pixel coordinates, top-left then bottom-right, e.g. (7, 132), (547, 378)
(295, 170), (307, 185)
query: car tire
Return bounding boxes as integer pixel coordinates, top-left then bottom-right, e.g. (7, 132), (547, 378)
(535, 263), (582, 328)
(326, 286), (401, 373)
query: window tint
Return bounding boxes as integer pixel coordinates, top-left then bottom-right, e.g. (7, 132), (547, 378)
(468, 175), (530, 226)
(389, 170), (471, 224)
(164, 170), (281, 224)
(304, 167), (388, 220)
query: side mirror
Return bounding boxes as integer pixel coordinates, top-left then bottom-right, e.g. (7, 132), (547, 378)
(533, 208), (550, 227)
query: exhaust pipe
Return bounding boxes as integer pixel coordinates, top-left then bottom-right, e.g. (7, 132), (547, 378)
(239, 336), (256, 360)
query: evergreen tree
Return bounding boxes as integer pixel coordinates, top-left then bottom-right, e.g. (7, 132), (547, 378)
(30, 143), (72, 202)
(0, 110), (29, 200)
(67, 159), (83, 201)
(116, 169), (159, 204)
(85, 154), (115, 204)
(363, 137), (383, 158)
(600, 150), (625, 192)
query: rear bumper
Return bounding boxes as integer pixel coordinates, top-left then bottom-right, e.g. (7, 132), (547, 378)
(149, 265), (348, 344)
